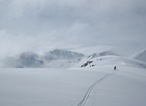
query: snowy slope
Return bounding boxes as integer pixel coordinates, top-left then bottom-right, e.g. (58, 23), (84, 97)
(72, 45), (112, 55)
(42, 49), (84, 68)
(87, 50), (117, 59)
(85, 66), (146, 106)
(2, 49), (84, 68)
(78, 55), (146, 69)
(1, 48), (146, 106)
(2, 48), (146, 69)
(131, 49), (146, 63)
(0, 65), (146, 106)
(3, 52), (44, 68)
(44, 49), (84, 61)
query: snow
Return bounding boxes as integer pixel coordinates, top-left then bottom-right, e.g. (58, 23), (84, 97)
(72, 45), (112, 55)
(0, 68), (109, 106)
(131, 49), (146, 63)
(78, 55), (146, 69)
(3, 48), (146, 69)
(2, 49), (84, 68)
(0, 64), (146, 106)
(0, 48), (146, 106)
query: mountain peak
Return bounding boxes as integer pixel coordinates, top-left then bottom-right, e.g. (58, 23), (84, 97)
(44, 49), (84, 61)
(131, 49), (146, 63)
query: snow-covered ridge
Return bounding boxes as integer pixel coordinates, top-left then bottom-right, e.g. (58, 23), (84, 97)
(2, 49), (118, 68)
(79, 55), (146, 69)
(131, 49), (146, 63)
(2, 49), (84, 68)
(44, 49), (84, 61)
(87, 50), (117, 59)
(1, 48), (146, 69)
(78, 49), (146, 69)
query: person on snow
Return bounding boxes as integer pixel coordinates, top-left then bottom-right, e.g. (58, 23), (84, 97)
(114, 66), (116, 70)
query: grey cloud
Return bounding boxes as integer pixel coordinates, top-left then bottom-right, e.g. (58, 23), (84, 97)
(0, 0), (146, 56)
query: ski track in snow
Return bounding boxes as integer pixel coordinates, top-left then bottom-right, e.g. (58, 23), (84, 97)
(77, 71), (115, 106)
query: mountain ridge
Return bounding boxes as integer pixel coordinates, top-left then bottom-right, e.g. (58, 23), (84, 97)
(1, 48), (146, 69)
(131, 49), (146, 63)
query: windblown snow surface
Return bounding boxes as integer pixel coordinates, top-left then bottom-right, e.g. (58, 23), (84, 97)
(1, 58), (146, 106)
(0, 48), (146, 106)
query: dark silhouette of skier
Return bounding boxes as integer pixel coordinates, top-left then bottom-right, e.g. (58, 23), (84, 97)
(114, 66), (116, 70)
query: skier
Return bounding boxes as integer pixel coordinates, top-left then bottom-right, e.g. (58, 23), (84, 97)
(114, 66), (116, 70)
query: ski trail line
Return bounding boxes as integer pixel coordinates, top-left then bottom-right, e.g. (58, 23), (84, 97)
(77, 72), (114, 106)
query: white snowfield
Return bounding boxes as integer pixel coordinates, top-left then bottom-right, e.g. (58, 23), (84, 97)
(0, 48), (146, 106)
(0, 64), (146, 106)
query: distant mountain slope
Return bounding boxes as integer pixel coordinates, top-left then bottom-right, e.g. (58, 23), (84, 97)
(2, 49), (84, 68)
(79, 55), (146, 69)
(131, 49), (146, 63)
(44, 49), (84, 61)
(3, 52), (44, 68)
(72, 45), (112, 55)
(87, 50), (117, 59)
(2, 48), (146, 69)
(42, 49), (85, 68)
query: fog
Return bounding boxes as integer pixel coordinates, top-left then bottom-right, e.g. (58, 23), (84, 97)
(0, 0), (146, 57)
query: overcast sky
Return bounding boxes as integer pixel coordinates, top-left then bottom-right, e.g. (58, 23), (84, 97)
(0, 0), (146, 57)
